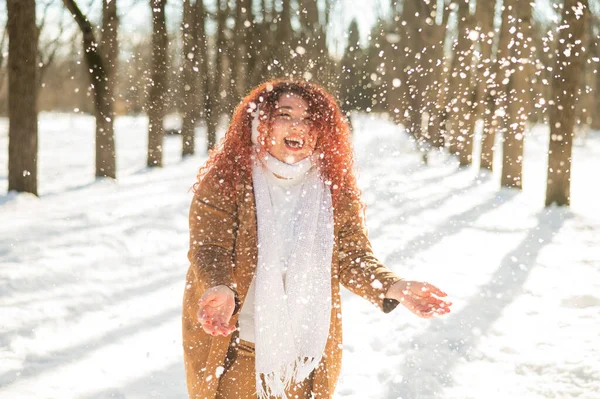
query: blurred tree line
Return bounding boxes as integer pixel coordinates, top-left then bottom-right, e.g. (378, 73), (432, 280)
(2, 0), (597, 207)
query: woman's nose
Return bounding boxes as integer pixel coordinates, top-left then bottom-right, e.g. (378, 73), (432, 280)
(291, 119), (309, 131)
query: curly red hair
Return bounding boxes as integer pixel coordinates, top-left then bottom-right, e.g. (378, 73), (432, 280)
(193, 79), (362, 209)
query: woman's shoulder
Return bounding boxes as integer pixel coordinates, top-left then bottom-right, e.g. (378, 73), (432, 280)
(193, 166), (251, 210)
(333, 187), (364, 223)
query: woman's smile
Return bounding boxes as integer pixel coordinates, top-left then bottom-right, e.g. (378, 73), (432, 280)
(283, 135), (305, 150)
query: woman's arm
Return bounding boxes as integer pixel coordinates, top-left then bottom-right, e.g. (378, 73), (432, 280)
(188, 169), (238, 290)
(188, 169), (239, 336)
(336, 191), (403, 313)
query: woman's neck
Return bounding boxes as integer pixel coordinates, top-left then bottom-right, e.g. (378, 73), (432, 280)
(257, 150), (314, 181)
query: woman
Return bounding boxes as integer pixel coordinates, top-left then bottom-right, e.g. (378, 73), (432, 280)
(182, 79), (452, 399)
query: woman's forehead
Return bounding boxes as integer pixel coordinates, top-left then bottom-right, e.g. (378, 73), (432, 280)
(275, 93), (309, 110)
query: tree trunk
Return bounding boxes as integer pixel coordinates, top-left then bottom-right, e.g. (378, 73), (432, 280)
(546, 0), (588, 206)
(224, 0), (236, 115)
(7, 0), (38, 195)
(248, 0), (272, 88)
(340, 19), (362, 118)
(298, 0), (323, 83)
(391, 5), (410, 126)
(181, 0), (198, 157)
(400, 1), (426, 153)
(483, 2), (513, 171)
(422, 1), (450, 149)
(63, 0), (117, 179)
(194, 0), (210, 151)
(479, 0), (498, 171)
(589, 15), (600, 130)
(501, 0), (533, 189)
(147, 0), (168, 167)
(446, 0), (475, 165)
(233, 0), (252, 100)
(278, 0), (294, 75)
(98, 0), (118, 178)
(206, 0), (228, 152)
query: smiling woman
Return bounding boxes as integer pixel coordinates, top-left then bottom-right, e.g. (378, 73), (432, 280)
(182, 79), (452, 399)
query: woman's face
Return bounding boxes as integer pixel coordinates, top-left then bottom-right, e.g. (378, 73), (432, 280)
(266, 93), (317, 164)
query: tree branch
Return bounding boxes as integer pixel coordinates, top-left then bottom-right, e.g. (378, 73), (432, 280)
(62, 0), (106, 107)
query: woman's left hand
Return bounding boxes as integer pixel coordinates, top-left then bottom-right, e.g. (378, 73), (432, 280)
(386, 280), (452, 319)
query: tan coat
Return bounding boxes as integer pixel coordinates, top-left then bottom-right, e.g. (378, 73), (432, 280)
(182, 169), (402, 399)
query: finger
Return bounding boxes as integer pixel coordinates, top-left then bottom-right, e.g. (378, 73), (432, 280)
(200, 320), (218, 335)
(423, 283), (447, 297)
(418, 305), (444, 318)
(422, 296), (449, 307)
(223, 324), (236, 336)
(429, 305), (451, 316)
(422, 301), (448, 314)
(440, 301), (452, 308)
(197, 308), (209, 324)
(199, 308), (215, 322)
(410, 285), (432, 298)
(423, 298), (446, 309)
(416, 304), (435, 313)
(413, 308), (433, 319)
(215, 322), (235, 336)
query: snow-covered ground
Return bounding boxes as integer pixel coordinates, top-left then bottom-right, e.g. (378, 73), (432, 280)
(1, 113), (598, 399)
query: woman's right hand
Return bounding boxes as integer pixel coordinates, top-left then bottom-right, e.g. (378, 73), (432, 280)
(197, 285), (237, 336)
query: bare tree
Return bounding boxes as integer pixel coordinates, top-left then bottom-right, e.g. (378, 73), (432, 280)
(418, 0), (451, 152)
(585, 13), (600, 129)
(446, 0), (476, 166)
(195, 0), (215, 153)
(0, 20), (9, 114)
(546, 0), (589, 206)
(181, 0), (198, 157)
(100, 0), (118, 167)
(501, 0), (533, 189)
(275, 0), (294, 75)
(248, 0), (274, 89)
(7, 0), (38, 195)
(205, 0), (228, 151)
(63, 0), (117, 178)
(479, 0), (500, 171)
(340, 19), (363, 120)
(147, 0), (168, 167)
(233, 0), (252, 100)
(298, 0), (328, 84)
(398, 1), (427, 157)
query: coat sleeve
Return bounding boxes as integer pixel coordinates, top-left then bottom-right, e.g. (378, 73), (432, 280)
(336, 191), (402, 313)
(187, 169), (238, 291)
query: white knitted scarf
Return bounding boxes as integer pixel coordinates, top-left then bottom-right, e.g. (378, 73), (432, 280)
(250, 109), (334, 399)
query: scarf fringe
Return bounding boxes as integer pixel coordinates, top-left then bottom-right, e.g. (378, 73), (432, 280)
(256, 356), (321, 399)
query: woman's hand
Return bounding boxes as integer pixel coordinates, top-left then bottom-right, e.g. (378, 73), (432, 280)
(197, 285), (237, 336)
(386, 280), (452, 319)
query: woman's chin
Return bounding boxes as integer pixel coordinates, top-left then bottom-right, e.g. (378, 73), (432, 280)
(282, 155), (298, 164)
(268, 151), (312, 165)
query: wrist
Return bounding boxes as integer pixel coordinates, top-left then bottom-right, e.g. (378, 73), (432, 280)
(385, 279), (407, 302)
(222, 284), (241, 315)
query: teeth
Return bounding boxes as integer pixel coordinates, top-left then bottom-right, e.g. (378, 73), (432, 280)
(285, 138), (304, 148)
